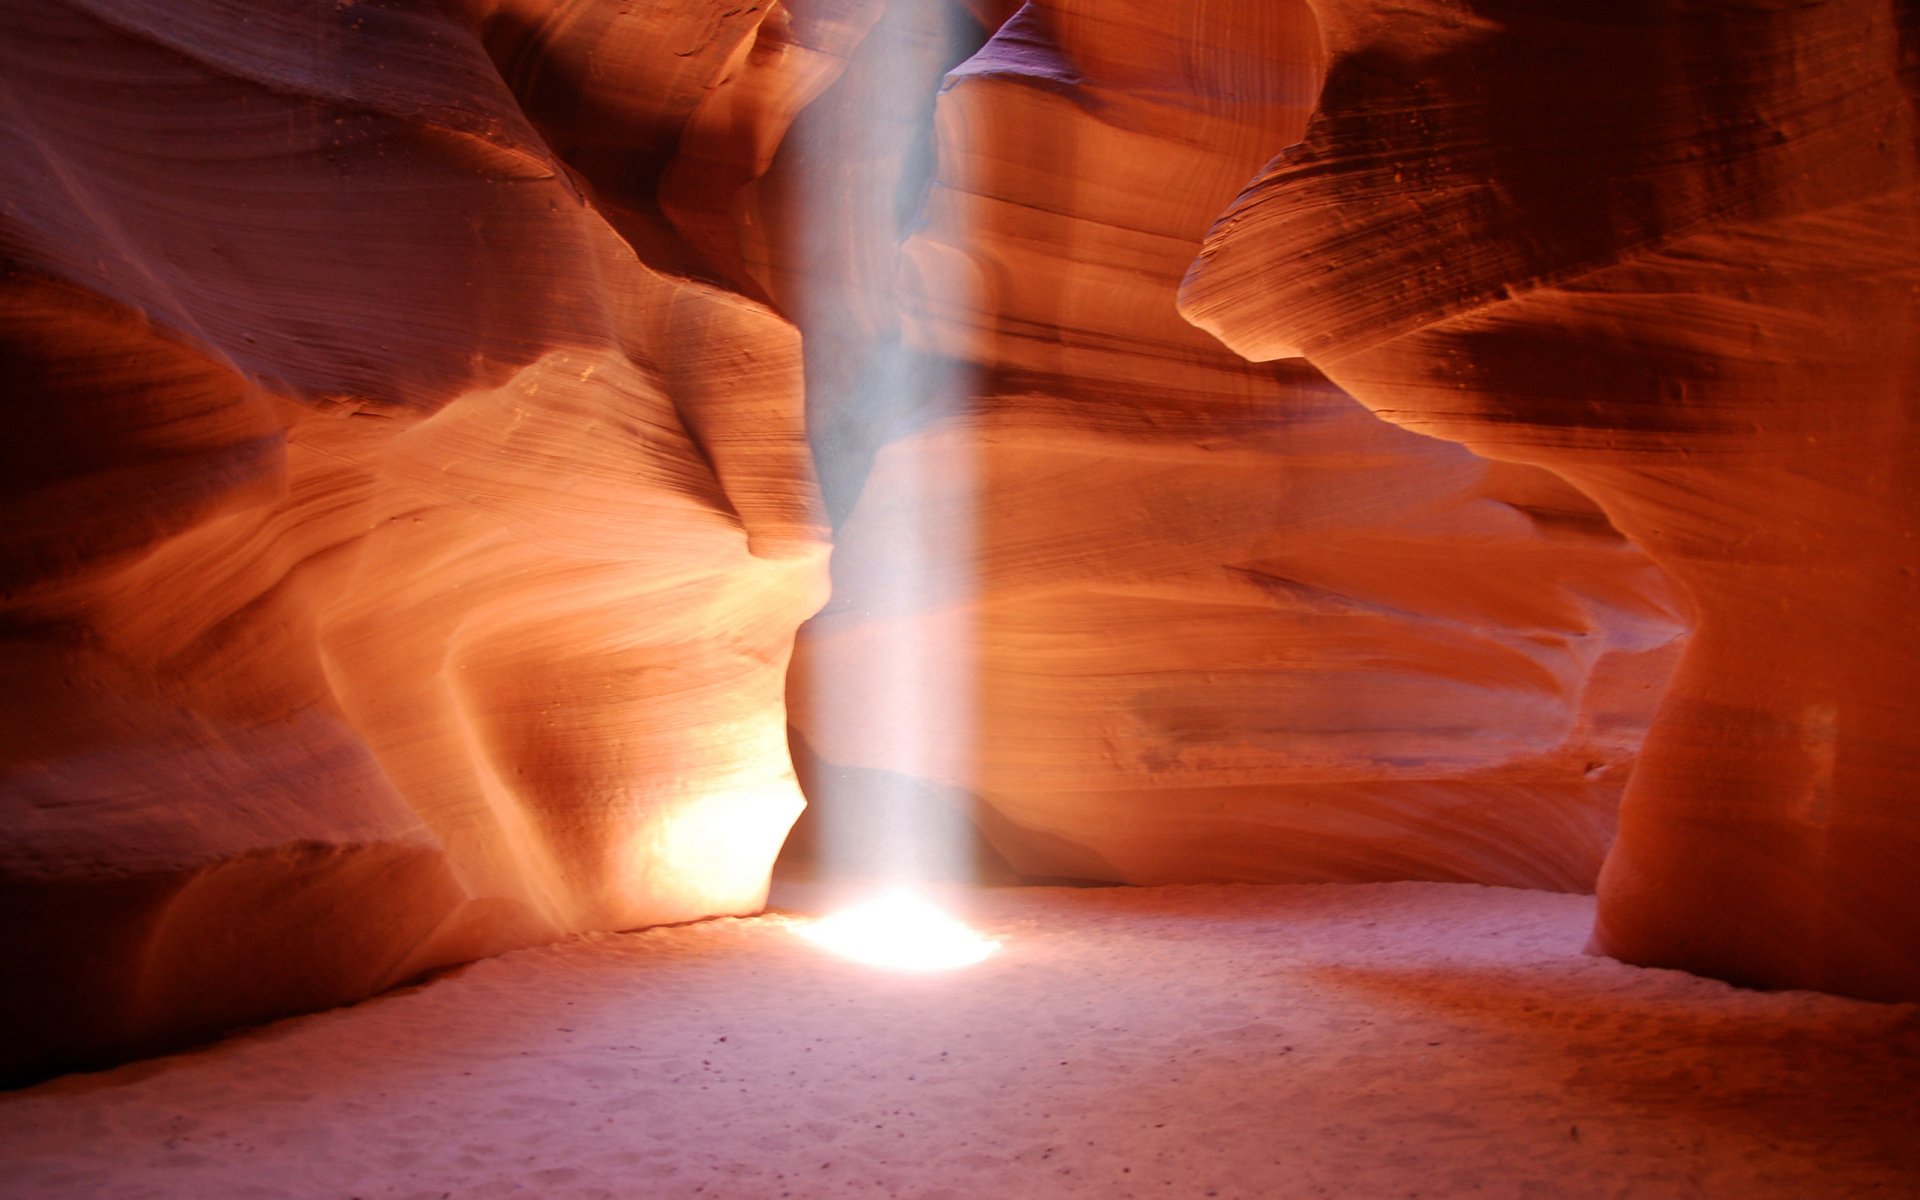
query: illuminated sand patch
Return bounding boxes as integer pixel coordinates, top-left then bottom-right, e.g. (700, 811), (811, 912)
(795, 889), (998, 971)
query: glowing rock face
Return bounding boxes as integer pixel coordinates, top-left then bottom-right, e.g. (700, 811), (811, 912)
(9, 0), (1916, 1098)
(797, 891), (999, 972)
(0, 0), (849, 1082)
(786, 0), (1685, 893)
(1182, 0), (1920, 1000)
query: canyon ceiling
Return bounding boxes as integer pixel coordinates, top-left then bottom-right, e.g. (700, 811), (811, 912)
(1, 0), (1914, 1082)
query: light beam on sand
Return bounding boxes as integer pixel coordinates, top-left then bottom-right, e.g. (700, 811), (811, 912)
(798, 889), (998, 971)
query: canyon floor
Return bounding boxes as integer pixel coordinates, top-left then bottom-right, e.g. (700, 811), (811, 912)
(2, 882), (1916, 1199)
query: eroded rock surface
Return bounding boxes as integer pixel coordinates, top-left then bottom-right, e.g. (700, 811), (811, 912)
(0, 0), (839, 1079)
(23, 0), (1885, 1084)
(785, 0), (1686, 888)
(1184, 0), (1920, 999)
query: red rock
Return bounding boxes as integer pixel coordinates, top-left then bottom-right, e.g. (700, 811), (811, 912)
(1184, 0), (1920, 999)
(787, 1), (1684, 889)
(19, 0), (1906, 1083)
(0, 0), (830, 1079)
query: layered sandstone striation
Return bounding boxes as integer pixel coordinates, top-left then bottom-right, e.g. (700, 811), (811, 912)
(1184, 0), (1920, 998)
(0, 0), (843, 1080)
(785, 1), (1686, 887)
(21, 0), (1887, 1082)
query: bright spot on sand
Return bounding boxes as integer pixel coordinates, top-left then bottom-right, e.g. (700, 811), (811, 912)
(797, 890), (998, 971)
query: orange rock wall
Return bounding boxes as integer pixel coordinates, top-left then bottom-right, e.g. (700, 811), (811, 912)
(0, 0), (843, 1080)
(1184, 0), (1920, 999)
(784, 1), (1686, 887)
(15, 0), (1901, 1079)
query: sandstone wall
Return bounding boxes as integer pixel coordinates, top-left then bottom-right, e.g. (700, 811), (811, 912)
(1184, 0), (1920, 999)
(783, 0), (1686, 887)
(0, 0), (847, 1080)
(19, 0), (1879, 1084)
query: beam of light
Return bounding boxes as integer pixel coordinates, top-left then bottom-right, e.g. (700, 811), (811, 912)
(791, 0), (986, 895)
(796, 889), (998, 971)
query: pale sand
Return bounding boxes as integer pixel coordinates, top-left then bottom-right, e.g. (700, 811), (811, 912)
(3, 883), (1916, 1199)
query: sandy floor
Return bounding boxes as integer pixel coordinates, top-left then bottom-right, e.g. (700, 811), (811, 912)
(3, 882), (1917, 1199)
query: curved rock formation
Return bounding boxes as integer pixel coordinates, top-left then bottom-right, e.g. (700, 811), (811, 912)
(0, 0), (834, 1080)
(1183, 0), (1920, 999)
(786, 1), (1685, 888)
(25, 0), (1888, 1083)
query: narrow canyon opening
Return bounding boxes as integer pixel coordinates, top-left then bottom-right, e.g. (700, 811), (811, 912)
(3, 1), (1918, 1196)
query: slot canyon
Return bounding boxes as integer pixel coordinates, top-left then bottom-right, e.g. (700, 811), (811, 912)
(2, 0), (1917, 1196)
